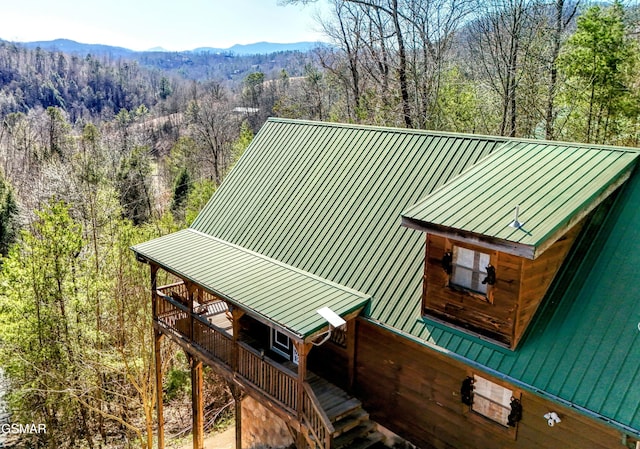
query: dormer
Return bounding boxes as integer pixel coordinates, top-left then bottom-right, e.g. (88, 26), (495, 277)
(402, 140), (638, 349)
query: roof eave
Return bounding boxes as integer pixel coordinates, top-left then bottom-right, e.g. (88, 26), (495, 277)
(533, 163), (635, 258)
(400, 217), (536, 259)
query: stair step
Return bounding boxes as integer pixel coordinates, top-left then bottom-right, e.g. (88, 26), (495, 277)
(332, 408), (370, 437)
(326, 398), (362, 422)
(340, 431), (384, 449)
(333, 422), (376, 449)
(317, 390), (353, 410)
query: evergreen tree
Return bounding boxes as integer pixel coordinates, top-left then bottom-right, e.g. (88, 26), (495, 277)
(558, 1), (638, 143)
(0, 174), (19, 257)
(170, 167), (191, 220)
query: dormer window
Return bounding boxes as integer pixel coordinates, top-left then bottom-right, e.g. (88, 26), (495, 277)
(446, 244), (495, 303)
(451, 246), (490, 295)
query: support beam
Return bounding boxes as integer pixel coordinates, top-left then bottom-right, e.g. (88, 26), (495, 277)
(186, 282), (197, 340)
(231, 308), (245, 372)
(295, 341), (311, 449)
(347, 320), (357, 393)
(190, 355), (204, 449)
(150, 263), (159, 318)
(154, 330), (165, 449)
(231, 386), (243, 449)
(151, 264), (165, 449)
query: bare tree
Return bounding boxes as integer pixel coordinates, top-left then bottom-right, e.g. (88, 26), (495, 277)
(185, 83), (239, 184)
(466, 0), (544, 136)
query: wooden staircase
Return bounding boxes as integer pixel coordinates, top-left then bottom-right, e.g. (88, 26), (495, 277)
(306, 373), (383, 449)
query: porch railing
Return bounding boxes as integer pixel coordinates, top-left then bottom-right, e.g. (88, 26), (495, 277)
(237, 342), (298, 413)
(155, 288), (233, 367)
(302, 382), (334, 449)
(155, 283), (334, 449)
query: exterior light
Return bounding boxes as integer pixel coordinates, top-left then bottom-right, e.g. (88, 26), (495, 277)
(544, 412), (561, 426)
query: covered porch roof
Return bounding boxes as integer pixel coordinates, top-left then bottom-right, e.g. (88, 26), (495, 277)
(132, 229), (370, 341)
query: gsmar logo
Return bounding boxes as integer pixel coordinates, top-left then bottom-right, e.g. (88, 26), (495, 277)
(1, 423), (47, 434)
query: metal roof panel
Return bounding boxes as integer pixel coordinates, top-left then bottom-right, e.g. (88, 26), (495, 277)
(132, 229), (370, 338)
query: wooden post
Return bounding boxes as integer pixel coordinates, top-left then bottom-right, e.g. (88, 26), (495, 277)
(295, 341), (311, 449)
(190, 355), (204, 449)
(231, 308), (245, 372)
(154, 330), (165, 449)
(150, 264), (165, 449)
(150, 264), (159, 318)
(186, 282), (197, 341)
(231, 385), (243, 449)
(347, 320), (357, 393)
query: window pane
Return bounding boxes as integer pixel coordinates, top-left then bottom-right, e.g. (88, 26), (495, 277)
(451, 246), (489, 294)
(271, 328), (291, 359)
(275, 330), (290, 348)
(455, 247), (476, 268)
(478, 252), (490, 270)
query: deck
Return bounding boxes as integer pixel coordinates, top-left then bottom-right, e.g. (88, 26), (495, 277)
(154, 283), (381, 449)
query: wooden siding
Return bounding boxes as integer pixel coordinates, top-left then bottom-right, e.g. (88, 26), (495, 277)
(513, 223), (583, 346)
(355, 320), (624, 449)
(424, 221), (583, 348)
(424, 235), (518, 346)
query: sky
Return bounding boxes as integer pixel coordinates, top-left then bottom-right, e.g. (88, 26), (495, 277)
(1, 0), (330, 51)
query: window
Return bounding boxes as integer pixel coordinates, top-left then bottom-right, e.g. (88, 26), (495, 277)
(451, 246), (490, 295)
(472, 375), (513, 427)
(270, 328), (291, 359)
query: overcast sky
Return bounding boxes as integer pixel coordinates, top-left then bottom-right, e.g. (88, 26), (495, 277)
(1, 0), (330, 51)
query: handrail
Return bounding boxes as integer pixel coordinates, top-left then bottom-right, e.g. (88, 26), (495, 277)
(237, 342), (298, 413)
(157, 283), (334, 448)
(155, 293), (233, 366)
(158, 281), (222, 305)
(302, 382), (334, 449)
(156, 291), (189, 313)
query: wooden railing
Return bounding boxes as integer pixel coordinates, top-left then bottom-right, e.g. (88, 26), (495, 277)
(156, 289), (190, 337)
(155, 290), (233, 367)
(237, 342), (299, 413)
(156, 282), (335, 449)
(302, 382), (334, 449)
(193, 315), (233, 368)
(156, 281), (221, 305)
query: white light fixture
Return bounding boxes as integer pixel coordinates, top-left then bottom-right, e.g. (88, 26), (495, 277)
(544, 412), (561, 427)
(510, 205), (524, 228)
(317, 307), (346, 328)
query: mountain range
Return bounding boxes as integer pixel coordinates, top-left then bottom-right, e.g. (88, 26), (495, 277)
(10, 38), (323, 56)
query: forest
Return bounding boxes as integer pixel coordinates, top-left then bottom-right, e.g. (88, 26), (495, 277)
(0, 0), (639, 447)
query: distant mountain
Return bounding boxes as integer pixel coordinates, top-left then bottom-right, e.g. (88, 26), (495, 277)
(146, 46), (169, 52)
(9, 38), (324, 57)
(192, 41), (322, 55)
(17, 38), (134, 58)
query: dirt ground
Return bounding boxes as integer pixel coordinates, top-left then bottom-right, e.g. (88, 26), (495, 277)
(177, 426), (235, 449)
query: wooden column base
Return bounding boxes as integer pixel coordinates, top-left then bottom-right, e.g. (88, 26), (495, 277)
(190, 355), (204, 449)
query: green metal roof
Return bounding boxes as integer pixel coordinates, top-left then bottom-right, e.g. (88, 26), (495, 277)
(407, 172), (640, 433)
(190, 119), (504, 327)
(132, 229), (370, 339)
(401, 140), (638, 259)
(136, 118), (640, 435)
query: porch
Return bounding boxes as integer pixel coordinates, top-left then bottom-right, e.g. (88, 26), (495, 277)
(154, 281), (381, 449)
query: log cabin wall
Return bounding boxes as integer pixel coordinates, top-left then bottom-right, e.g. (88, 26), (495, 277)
(424, 235), (519, 346)
(513, 223), (583, 346)
(355, 319), (624, 449)
(424, 220), (584, 348)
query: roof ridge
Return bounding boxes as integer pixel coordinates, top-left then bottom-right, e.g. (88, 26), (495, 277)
(267, 118), (640, 154)
(187, 228), (371, 300)
(266, 117), (510, 141)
